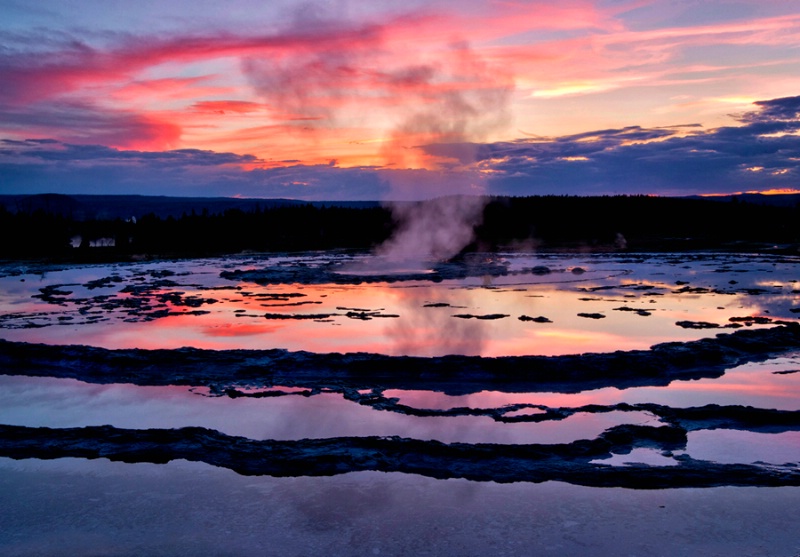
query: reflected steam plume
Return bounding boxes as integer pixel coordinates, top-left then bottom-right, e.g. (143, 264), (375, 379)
(384, 287), (486, 356)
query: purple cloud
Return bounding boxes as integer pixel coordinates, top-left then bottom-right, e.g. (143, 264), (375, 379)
(2, 95), (799, 200)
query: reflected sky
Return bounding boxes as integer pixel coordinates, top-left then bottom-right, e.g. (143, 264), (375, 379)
(0, 375), (654, 445)
(2, 252), (800, 503)
(686, 429), (800, 464)
(384, 354), (800, 411)
(1, 252), (798, 357)
(2, 459), (799, 556)
(2, 350), (798, 464)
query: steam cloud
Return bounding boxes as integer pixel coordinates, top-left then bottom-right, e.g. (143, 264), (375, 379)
(243, 13), (513, 268)
(376, 42), (513, 268)
(380, 42), (513, 169)
(375, 196), (485, 267)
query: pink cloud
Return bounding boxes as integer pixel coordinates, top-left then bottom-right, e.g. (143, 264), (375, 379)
(496, 12), (800, 95)
(3, 2), (800, 173)
(58, 111), (182, 151)
(112, 77), (234, 105)
(0, 11), (427, 111)
(190, 100), (264, 114)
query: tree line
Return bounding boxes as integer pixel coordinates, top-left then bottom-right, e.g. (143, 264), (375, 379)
(1, 194), (798, 261)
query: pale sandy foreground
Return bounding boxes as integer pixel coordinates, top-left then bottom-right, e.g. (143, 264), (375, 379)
(0, 457), (797, 557)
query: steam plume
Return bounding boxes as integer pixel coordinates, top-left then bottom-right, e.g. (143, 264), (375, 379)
(375, 195), (485, 267)
(376, 42), (512, 267)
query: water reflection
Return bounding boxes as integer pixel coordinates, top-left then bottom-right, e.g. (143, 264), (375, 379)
(1, 252), (800, 484)
(383, 287), (488, 356)
(687, 430), (800, 464)
(383, 353), (800, 411)
(1, 252), (797, 356)
(3, 460), (798, 556)
(0, 375), (654, 444)
(2, 349), (799, 467)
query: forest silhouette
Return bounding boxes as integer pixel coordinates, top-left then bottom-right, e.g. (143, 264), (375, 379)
(1, 193), (799, 260)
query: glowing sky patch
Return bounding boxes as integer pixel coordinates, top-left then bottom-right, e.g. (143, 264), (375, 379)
(2, 0), (800, 199)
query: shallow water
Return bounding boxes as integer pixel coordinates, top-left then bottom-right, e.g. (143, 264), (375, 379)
(2, 459), (798, 557)
(1, 251), (797, 356)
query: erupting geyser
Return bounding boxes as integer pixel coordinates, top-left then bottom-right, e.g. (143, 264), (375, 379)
(340, 195), (487, 276)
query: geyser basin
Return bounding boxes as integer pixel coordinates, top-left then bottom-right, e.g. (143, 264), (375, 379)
(0, 251), (797, 357)
(2, 250), (800, 557)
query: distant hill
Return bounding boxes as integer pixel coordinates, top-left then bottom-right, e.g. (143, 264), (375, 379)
(0, 194), (380, 220)
(685, 192), (800, 208)
(3, 192), (798, 220)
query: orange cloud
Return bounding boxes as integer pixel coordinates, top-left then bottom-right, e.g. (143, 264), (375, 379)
(4, 2), (800, 172)
(191, 100), (264, 114)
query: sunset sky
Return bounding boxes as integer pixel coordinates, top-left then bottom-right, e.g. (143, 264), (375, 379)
(2, 0), (800, 199)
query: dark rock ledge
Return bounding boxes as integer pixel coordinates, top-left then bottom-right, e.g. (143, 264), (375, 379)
(330, 390), (800, 431)
(0, 423), (797, 489)
(213, 385), (800, 433)
(1, 324), (800, 395)
(219, 258), (516, 285)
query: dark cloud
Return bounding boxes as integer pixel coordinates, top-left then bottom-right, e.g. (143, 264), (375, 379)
(420, 95), (800, 196)
(0, 139), (256, 165)
(0, 101), (181, 149)
(0, 139), (387, 199)
(746, 95), (800, 123)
